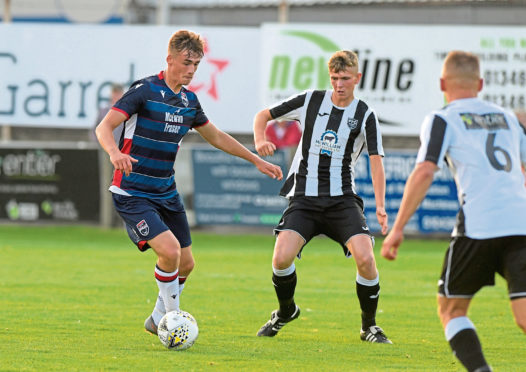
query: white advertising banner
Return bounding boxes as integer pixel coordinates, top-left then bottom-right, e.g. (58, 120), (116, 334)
(2, 24), (526, 135)
(0, 24), (260, 132)
(260, 23), (526, 136)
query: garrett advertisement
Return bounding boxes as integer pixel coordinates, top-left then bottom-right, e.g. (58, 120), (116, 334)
(0, 147), (100, 222)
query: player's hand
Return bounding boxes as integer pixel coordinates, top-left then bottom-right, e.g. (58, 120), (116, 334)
(256, 158), (283, 180)
(255, 140), (277, 157)
(110, 150), (138, 177)
(376, 207), (388, 235)
(381, 228), (403, 261)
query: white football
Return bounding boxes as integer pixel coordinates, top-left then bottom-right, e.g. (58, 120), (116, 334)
(157, 310), (198, 350)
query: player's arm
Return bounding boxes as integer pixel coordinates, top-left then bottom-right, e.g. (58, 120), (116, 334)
(369, 155), (388, 235)
(253, 108), (277, 157)
(95, 109), (138, 177)
(195, 121), (283, 180)
(381, 160), (437, 260)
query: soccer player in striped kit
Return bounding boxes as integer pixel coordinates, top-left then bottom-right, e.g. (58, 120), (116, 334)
(253, 50), (391, 343)
(96, 30), (282, 335)
(382, 51), (526, 371)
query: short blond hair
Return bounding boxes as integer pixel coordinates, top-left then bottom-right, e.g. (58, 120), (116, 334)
(442, 51), (480, 82)
(168, 30), (205, 58)
(328, 50), (359, 73)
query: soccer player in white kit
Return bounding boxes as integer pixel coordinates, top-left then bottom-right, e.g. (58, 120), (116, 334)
(381, 51), (526, 371)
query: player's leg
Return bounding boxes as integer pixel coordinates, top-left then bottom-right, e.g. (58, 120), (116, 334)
(438, 296), (491, 372)
(501, 235), (526, 334)
(148, 230), (181, 313)
(111, 194), (180, 335)
(142, 231), (181, 335)
(257, 230), (304, 337)
(437, 237), (493, 371)
(272, 230), (304, 317)
(178, 245), (195, 297)
(162, 194), (194, 299)
(511, 298), (526, 333)
(346, 234), (390, 343)
(146, 245), (193, 335)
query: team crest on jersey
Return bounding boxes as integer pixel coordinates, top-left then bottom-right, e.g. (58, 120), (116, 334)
(136, 220), (149, 236)
(347, 118), (359, 130)
(316, 130), (341, 156)
(181, 91), (189, 107)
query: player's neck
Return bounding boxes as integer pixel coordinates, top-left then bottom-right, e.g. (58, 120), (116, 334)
(331, 93), (355, 108)
(445, 91), (478, 103)
(163, 70), (183, 94)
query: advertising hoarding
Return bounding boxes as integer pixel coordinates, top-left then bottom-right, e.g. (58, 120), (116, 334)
(260, 23), (526, 135)
(354, 151), (459, 235)
(0, 145), (100, 222)
(192, 147), (288, 226)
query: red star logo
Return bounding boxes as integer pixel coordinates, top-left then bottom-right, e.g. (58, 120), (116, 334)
(188, 39), (229, 100)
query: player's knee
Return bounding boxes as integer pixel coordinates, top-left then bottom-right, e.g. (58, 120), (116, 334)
(355, 254), (376, 274)
(160, 246), (181, 264)
(438, 307), (467, 326)
(179, 256), (195, 275)
(272, 254), (294, 270)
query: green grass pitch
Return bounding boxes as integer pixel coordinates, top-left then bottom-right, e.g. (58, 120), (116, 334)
(0, 225), (523, 371)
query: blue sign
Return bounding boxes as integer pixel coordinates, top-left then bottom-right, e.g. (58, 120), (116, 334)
(354, 151), (459, 234)
(192, 147), (289, 226)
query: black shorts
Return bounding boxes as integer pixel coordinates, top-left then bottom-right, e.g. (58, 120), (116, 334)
(274, 195), (372, 257)
(112, 193), (192, 252)
(438, 235), (526, 299)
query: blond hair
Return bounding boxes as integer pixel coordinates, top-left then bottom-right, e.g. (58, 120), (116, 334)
(328, 50), (359, 73)
(442, 51), (480, 83)
(168, 30), (205, 58)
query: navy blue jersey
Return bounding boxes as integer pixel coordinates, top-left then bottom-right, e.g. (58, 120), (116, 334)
(111, 71), (209, 199)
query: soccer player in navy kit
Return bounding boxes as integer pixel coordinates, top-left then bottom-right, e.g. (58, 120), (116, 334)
(253, 50), (391, 343)
(95, 30), (283, 335)
(382, 51), (526, 371)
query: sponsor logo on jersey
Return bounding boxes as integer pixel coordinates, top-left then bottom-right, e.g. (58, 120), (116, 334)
(318, 112), (329, 117)
(136, 219), (149, 236)
(316, 130), (341, 156)
(164, 124), (181, 133)
(160, 89), (166, 98)
(460, 112), (509, 130)
(347, 117), (359, 130)
(165, 112), (183, 124)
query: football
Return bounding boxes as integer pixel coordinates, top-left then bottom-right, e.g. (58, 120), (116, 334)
(157, 310), (198, 350)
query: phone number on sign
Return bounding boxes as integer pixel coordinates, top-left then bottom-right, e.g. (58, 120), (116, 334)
(482, 94), (525, 109)
(483, 70), (526, 87)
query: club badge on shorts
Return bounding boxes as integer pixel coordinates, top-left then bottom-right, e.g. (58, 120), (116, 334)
(137, 220), (150, 236)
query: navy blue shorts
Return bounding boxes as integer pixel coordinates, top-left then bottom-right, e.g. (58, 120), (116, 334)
(112, 193), (192, 252)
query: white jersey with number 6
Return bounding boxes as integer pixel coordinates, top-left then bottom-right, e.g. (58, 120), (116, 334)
(416, 97), (526, 239)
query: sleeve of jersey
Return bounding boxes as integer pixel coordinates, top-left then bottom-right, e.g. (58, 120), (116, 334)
(192, 100), (209, 128)
(416, 113), (449, 168)
(519, 120), (526, 166)
(269, 92), (306, 121)
(364, 111), (384, 156)
(111, 81), (145, 119)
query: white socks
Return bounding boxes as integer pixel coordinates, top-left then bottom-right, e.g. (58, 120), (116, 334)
(154, 265), (180, 313)
(152, 273), (188, 325)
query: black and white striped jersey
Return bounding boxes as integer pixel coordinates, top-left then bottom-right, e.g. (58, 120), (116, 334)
(269, 89), (384, 198)
(416, 97), (526, 239)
